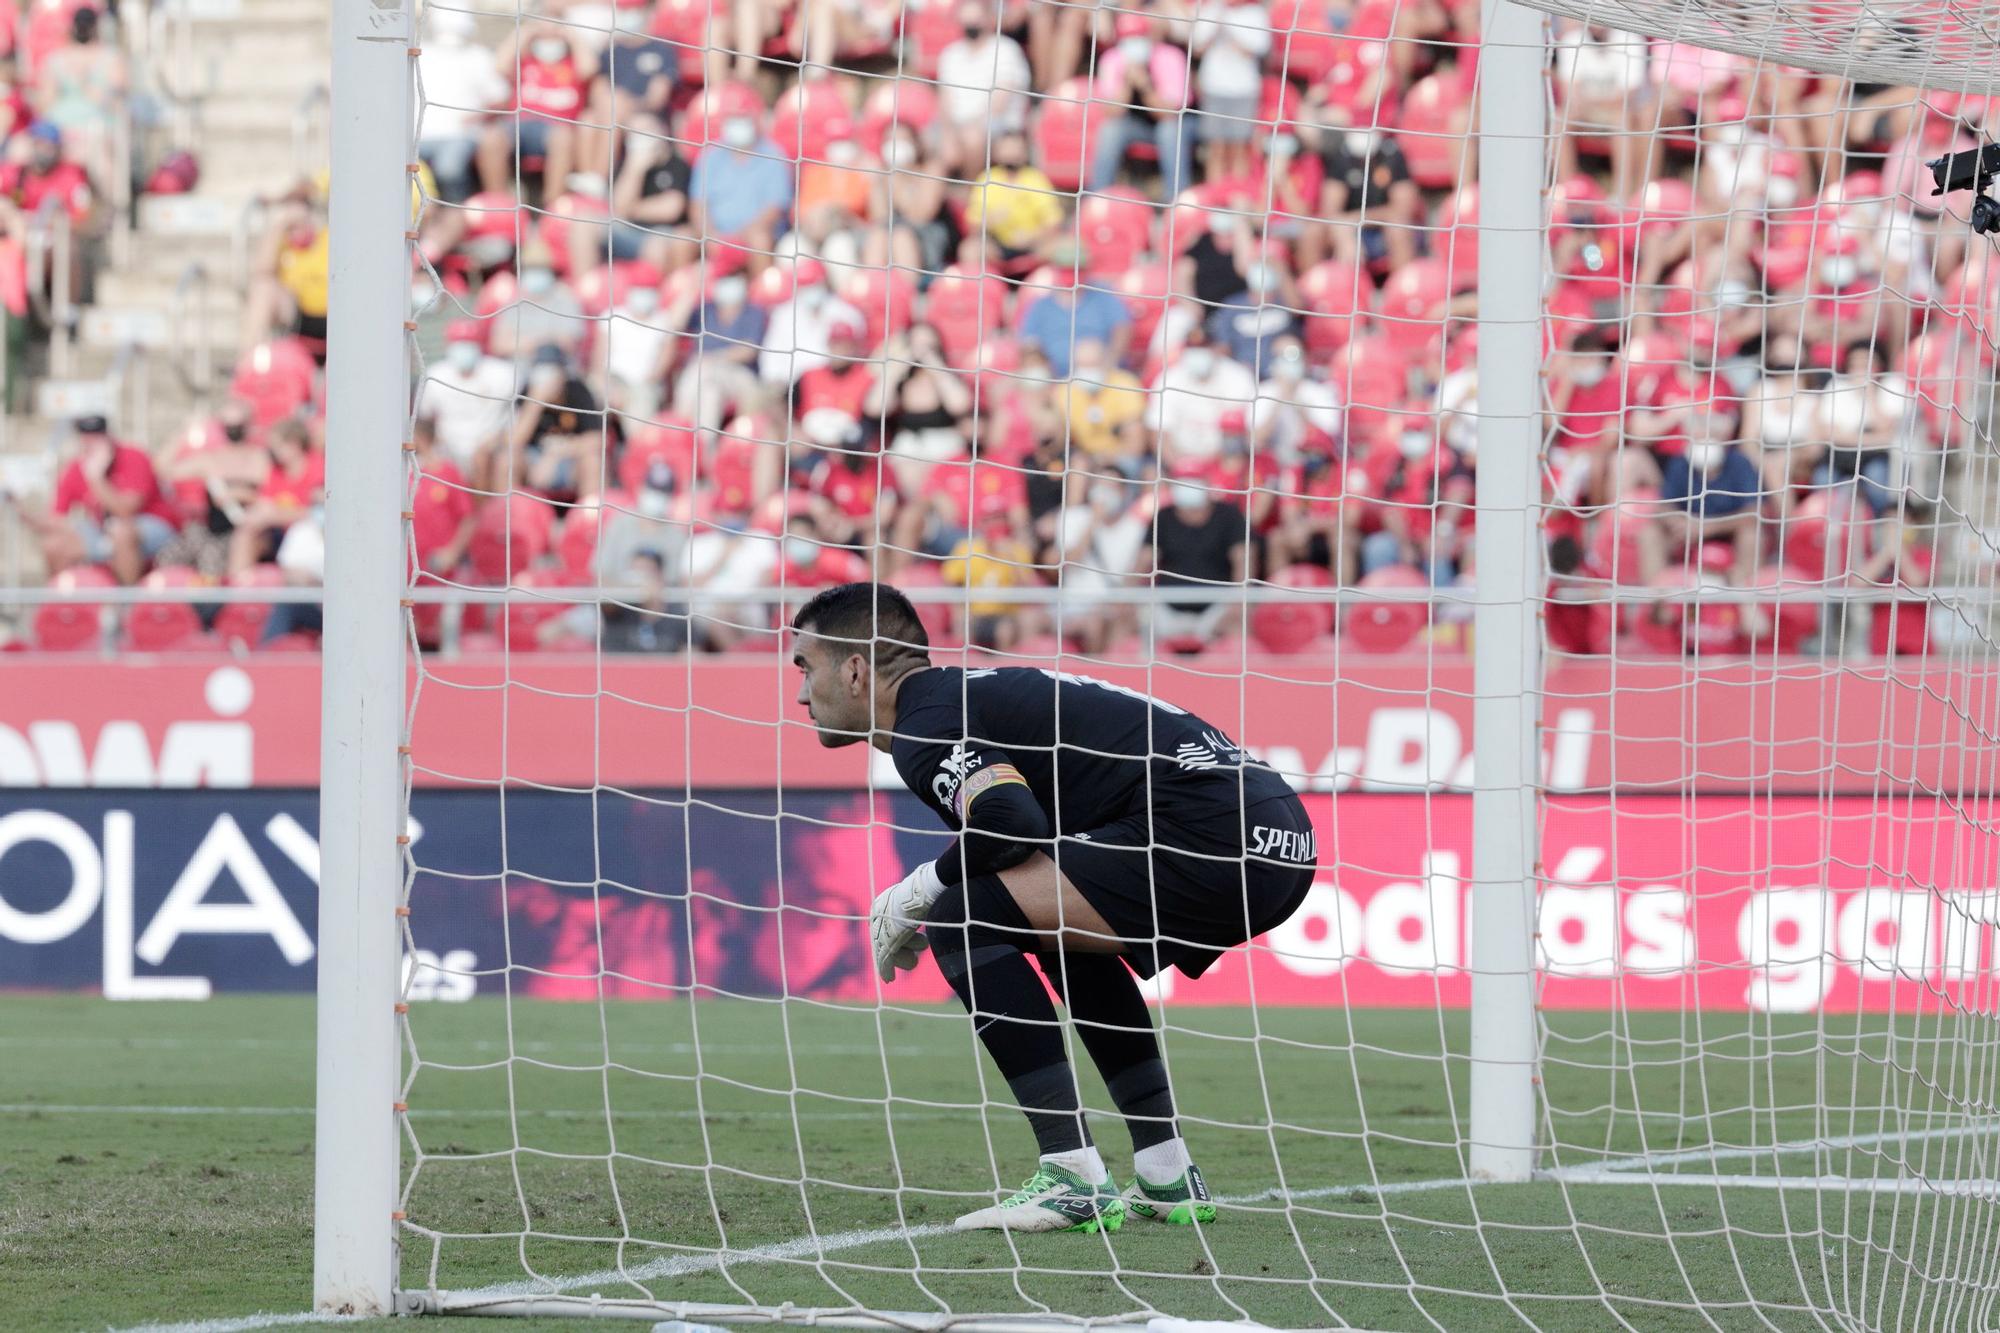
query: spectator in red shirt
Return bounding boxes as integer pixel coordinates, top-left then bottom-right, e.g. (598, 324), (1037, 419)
(18, 414), (179, 584)
(229, 417), (325, 575)
(479, 21), (585, 195)
(411, 416), (477, 578)
(794, 326), (878, 422)
(0, 119), (90, 224)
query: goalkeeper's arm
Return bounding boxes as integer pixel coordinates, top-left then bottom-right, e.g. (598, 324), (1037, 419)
(932, 766), (1047, 886)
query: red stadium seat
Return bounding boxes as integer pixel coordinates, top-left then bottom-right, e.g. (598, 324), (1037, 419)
(1336, 331), (1418, 451)
(535, 188), (609, 276)
(904, 0), (963, 78)
(215, 564), (288, 649)
(650, 0), (729, 84)
(1267, 0), (1343, 85)
(1397, 74), (1472, 189)
(1032, 78), (1098, 194)
(857, 78), (939, 152)
(1437, 183), (1479, 293)
(505, 567), (579, 649)
(769, 78), (853, 162)
(123, 567), (207, 653)
(556, 489), (633, 582)
(1154, 190), (1215, 256)
(678, 79), (764, 152)
(1297, 259), (1364, 358)
(1114, 258), (1172, 354)
(926, 266), (1012, 369)
(258, 632), (321, 653)
(230, 338), (317, 427)
(468, 492), (557, 585)
(33, 565), (114, 652)
(1346, 564), (1428, 653)
(1077, 189), (1153, 279)
(1252, 564), (1337, 653)
(1375, 258), (1452, 355)
(838, 265), (917, 352)
(1746, 564), (1819, 655)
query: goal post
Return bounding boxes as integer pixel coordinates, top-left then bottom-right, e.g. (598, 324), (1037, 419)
(1466, 0), (1547, 1185)
(314, 0), (412, 1316)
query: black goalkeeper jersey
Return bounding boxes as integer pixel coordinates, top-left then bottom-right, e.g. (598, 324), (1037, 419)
(889, 665), (1296, 885)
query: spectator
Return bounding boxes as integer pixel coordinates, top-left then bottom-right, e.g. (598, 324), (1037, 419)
(963, 130), (1062, 264)
(1304, 105), (1424, 274)
(495, 239), (587, 361)
(670, 266), (768, 429)
(156, 399), (268, 579)
(410, 416), (477, 580)
(417, 6), (506, 202)
(599, 272), (678, 415)
(1, 119), (92, 227)
(608, 128), (696, 272)
(503, 343), (609, 500)
(1815, 339), (1916, 515)
(879, 322), (972, 493)
(1176, 210), (1254, 311)
(1016, 244), (1132, 378)
(796, 324), (878, 423)
(1264, 439), (1356, 582)
(420, 319), (516, 485)
(1061, 338), (1148, 474)
(759, 261), (865, 386)
(0, 59), (35, 147)
(1740, 334), (1827, 523)
(1551, 21), (1656, 203)
(35, 3), (122, 195)
(1250, 337), (1340, 464)
(1206, 257), (1299, 377)
(1051, 474), (1149, 652)
(1150, 330), (1258, 468)
(600, 548), (690, 652)
(1090, 13), (1193, 201)
(881, 126), (958, 276)
(18, 415), (179, 585)
(687, 111), (793, 256)
(1148, 470), (1250, 644)
(577, 4), (676, 188)
(478, 20), (586, 195)
(1646, 402), (1764, 610)
(230, 417), (325, 576)
(1189, 0), (1271, 184)
(240, 182), (328, 352)
(935, 3), (1032, 174)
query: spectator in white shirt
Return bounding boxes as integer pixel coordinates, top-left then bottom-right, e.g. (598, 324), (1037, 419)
(935, 3), (1033, 175)
(1147, 330), (1259, 469)
(419, 320), (516, 486)
(600, 278), (678, 417)
(759, 267), (867, 386)
(1251, 337), (1341, 461)
(1189, 0), (1271, 182)
(417, 8), (507, 202)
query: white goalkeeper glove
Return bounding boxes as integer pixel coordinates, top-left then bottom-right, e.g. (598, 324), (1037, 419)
(870, 859), (947, 983)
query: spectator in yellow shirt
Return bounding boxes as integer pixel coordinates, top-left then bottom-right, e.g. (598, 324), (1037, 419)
(963, 131), (1062, 261)
(1061, 339), (1148, 470)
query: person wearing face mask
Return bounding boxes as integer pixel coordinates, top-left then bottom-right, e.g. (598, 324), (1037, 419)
(1016, 243), (1133, 377)
(1740, 336), (1829, 523)
(1206, 259), (1299, 374)
(1189, 0), (1272, 184)
(936, 4), (1032, 172)
(502, 241), (588, 362)
(1812, 339), (1912, 521)
(609, 129), (696, 273)
(672, 268), (770, 430)
(1253, 337), (1340, 457)
(477, 23), (585, 194)
(36, 5), (125, 193)
(1308, 100), (1423, 275)
(1647, 399), (1764, 596)
(419, 320), (519, 482)
(600, 272), (680, 416)
(576, 2), (678, 189)
(504, 344), (611, 501)
(1089, 13), (1194, 202)
(1148, 469), (1251, 647)
(965, 131), (1064, 262)
(237, 181), (328, 350)
(1150, 334), (1259, 469)
(418, 7), (507, 203)
(408, 416), (478, 591)
(688, 112), (794, 255)
(1061, 338), (1148, 471)
(599, 549), (692, 653)
(758, 258), (867, 387)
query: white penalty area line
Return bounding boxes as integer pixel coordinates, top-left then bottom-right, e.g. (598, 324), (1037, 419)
(105, 1313), (364, 1333)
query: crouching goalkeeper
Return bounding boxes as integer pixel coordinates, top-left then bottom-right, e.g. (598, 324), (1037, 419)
(790, 583), (1317, 1234)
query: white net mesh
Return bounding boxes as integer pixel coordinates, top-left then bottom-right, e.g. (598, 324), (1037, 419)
(382, 0), (2000, 1325)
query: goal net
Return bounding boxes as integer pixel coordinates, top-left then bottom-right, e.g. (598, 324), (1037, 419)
(342, 0), (2000, 1324)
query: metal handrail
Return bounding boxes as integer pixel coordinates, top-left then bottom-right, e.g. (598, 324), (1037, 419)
(108, 91), (135, 268)
(170, 259), (213, 407)
(293, 84), (330, 182)
(145, 0), (209, 152)
(233, 196), (267, 293)
(99, 339), (149, 437)
(22, 197), (74, 376)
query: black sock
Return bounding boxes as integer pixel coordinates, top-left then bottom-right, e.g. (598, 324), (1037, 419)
(1037, 952), (1179, 1152)
(927, 875), (1090, 1158)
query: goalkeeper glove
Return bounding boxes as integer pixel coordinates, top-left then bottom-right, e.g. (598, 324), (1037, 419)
(870, 859), (947, 982)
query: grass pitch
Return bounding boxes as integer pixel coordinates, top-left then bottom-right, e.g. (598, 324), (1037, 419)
(3, 994), (1996, 1332)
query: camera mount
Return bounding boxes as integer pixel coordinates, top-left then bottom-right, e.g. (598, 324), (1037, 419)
(1927, 142), (2000, 235)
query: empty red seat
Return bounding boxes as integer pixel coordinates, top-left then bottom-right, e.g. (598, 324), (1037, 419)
(1115, 258), (1173, 353)
(1346, 564), (1428, 653)
(838, 265), (917, 352)
(1267, 0), (1343, 85)
(33, 565), (115, 652)
(1396, 74), (1472, 190)
(215, 564), (288, 649)
(1078, 188), (1153, 279)
(926, 266), (1011, 369)
(677, 79), (763, 152)
(1297, 259), (1364, 358)
(650, 0), (729, 84)
(505, 567), (579, 649)
(1032, 78), (1097, 194)
(468, 492), (556, 586)
(857, 77), (939, 151)
(125, 567), (207, 653)
(769, 78), (853, 162)
(1374, 257), (1452, 354)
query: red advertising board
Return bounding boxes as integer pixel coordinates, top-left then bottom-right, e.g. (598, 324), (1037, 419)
(0, 654), (1993, 794)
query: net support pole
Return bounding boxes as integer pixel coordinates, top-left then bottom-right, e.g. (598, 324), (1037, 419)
(1467, 0), (1544, 1184)
(314, 0), (412, 1314)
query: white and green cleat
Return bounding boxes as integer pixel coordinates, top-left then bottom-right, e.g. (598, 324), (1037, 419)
(1122, 1164), (1217, 1225)
(953, 1162), (1126, 1233)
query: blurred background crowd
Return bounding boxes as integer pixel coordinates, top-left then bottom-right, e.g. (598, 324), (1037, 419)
(2, 0), (1993, 658)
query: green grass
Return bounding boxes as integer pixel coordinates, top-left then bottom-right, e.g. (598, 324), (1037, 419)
(4, 996), (1998, 1332)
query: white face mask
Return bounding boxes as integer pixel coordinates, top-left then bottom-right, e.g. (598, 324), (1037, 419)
(713, 276), (748, 307)
(1570, 362), (1607, 388)
(637, 488), (670, 519)
(826, 140), (859, 167)
(1092, 484), (1125, 514)
(796, 284), (826, 312)
(1399, 429), (1432, 459)
(531, 38), (568, 62)
(1273, 347), (1304, 381)
(1716, 277), (1752, 308)
(1821, 256), (1861, 288)
(722, 117), (757, 150)
(1180, 348), (1215, 378)
(446, 341), (482, 373)
(1169, 481), (1207, 511)
(520, 266), (556, 296)
(1245, 264), (1277, 296)
(1118, 36), (1152, 65)
(625, 287), (660, 316)
(1686, 441), (1725, 471)
(1766, 177), (1799, 208)
(1345, 130), (1380, 156)
(613, 6), (650, 32)
(1271, 133), (1298, 160)
(885, 138), (917, 169)
(784, 536), (818, 566)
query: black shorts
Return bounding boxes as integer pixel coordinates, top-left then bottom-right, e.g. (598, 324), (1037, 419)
(1051, 787), (1319, 980)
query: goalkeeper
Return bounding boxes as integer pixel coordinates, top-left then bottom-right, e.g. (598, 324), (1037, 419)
(790, 583), (1317, 1235)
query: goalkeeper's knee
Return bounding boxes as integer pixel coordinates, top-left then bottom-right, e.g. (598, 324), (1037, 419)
(926, 873), (1033, 987)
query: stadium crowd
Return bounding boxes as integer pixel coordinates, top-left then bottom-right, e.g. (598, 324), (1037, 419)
(15, 0), (1986, 657)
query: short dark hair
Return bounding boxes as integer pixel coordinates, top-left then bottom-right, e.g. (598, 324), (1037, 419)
(791, 582), (930, 676)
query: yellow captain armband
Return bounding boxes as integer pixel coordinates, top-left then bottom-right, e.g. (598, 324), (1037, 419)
(952, 763), (1028, 819)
